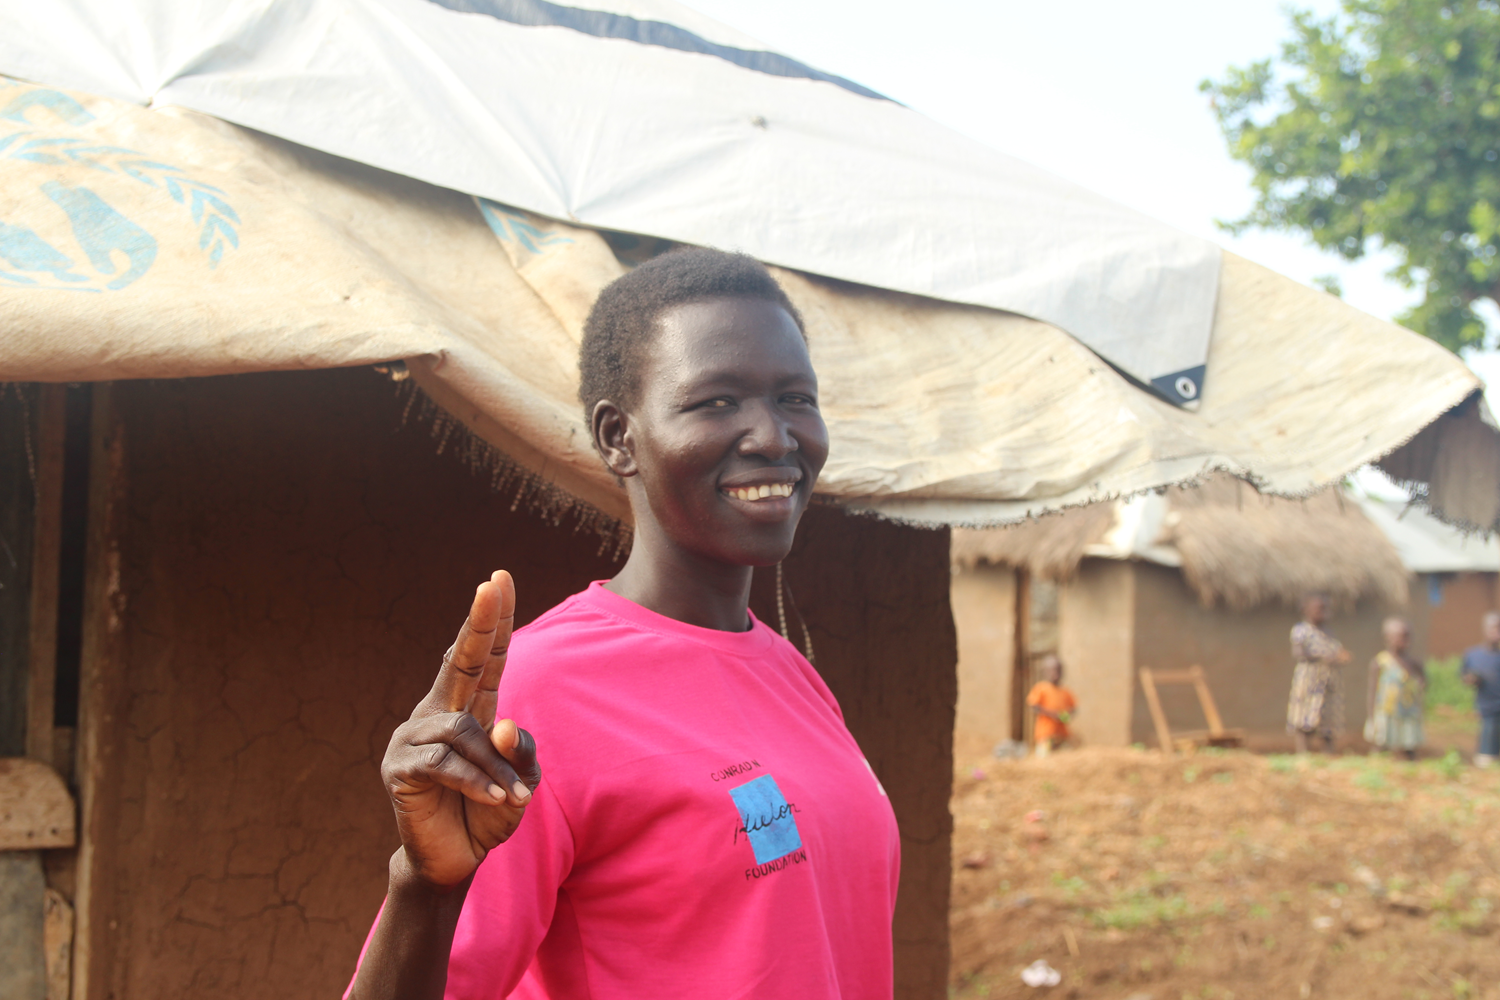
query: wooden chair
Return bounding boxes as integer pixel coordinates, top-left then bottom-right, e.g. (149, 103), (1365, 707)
(1138, 665), (1244, 755)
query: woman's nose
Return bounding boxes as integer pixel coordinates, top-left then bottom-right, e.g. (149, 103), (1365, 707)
(738, 402), (796, 457)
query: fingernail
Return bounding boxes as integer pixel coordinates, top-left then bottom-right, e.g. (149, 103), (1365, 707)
(511, 781), (532, 804)
(487, 783), (505, 802)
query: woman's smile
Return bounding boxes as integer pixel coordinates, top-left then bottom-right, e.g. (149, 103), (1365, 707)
(719, 468), (803, 508)
(722, 483), (795, 502)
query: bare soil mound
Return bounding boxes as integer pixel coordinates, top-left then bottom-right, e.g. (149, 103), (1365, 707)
(950, 740), (1500, 1000)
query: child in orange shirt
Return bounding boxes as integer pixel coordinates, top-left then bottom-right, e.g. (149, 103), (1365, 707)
(1027, 655), (1077, 758)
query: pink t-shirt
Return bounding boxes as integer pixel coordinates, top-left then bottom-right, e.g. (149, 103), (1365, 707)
(355, 581), (900, 999)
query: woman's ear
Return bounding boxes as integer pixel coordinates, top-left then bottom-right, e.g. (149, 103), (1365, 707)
(592, 399), (638, 478)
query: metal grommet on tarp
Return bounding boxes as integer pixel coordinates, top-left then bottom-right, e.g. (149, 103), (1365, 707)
(1151, 365), (1207, 408)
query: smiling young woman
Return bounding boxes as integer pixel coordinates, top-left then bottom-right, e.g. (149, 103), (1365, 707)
(346, 249), (900, 1000)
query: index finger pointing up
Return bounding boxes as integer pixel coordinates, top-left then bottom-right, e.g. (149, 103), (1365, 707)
(419, 573), (515, 717)
(466, 571), (518, 730)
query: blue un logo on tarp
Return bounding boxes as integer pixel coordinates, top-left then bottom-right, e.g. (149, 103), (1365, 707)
(0, 78), (242, 293)
(728, 774), (802, 865)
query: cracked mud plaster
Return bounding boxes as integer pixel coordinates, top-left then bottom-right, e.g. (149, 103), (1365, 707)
(86, 368), (956, 1000)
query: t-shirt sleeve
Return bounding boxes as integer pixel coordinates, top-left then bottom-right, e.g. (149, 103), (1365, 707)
(444, 776), (577, 999)
(1062, 689), (1077, 713)
(784, 637), (846, 723)
(1026, 684), (1043, 707)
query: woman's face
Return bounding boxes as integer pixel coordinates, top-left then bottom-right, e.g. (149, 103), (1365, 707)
(606, 296), (829, 569)
(1385, 623), (1410, 652)
(1303, 597), (1328, 625)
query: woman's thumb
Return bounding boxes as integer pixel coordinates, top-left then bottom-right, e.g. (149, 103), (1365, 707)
(492, 718), (541, 791)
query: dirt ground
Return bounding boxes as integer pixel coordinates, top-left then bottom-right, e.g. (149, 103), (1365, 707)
(949, 715), (1500, 1000)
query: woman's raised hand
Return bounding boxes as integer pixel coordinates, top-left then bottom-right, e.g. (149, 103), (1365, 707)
(380, 570), (540, 888)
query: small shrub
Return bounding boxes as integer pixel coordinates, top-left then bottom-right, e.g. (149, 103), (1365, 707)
(1427, 656), (1472, 714)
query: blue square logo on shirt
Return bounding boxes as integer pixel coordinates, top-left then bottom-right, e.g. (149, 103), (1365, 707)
(728, 774), (802, 865)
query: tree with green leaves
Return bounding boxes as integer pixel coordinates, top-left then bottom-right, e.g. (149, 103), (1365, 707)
(1203, 0), (1500, 351)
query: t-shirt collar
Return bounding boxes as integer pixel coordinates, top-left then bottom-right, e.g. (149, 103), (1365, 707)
(580, 580), (777, 657)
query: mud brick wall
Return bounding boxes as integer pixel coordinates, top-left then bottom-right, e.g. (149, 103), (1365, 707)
(79, 367), (956, 999)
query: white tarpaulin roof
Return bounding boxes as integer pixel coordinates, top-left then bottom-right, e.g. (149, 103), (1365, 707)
(0, 75), (1496, 532)
(0, 0), (1221, 405)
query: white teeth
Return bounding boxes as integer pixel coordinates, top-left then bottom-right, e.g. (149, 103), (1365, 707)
(726, 483), (795, 501)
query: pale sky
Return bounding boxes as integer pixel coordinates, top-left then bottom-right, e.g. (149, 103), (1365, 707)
(679, 0), (1497, 496)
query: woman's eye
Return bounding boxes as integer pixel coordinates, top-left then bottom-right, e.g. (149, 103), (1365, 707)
(783, 394), (817, 407)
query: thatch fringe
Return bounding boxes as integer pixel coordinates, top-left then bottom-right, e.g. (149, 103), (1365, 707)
(1161, 477), (1407, 611)
(952, 474), (1411, 611)
(951, 503), (1116, 579)
(387, 370), (632, 561)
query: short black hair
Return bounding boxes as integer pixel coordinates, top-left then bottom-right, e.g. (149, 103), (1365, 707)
(578, 247), (805, 429)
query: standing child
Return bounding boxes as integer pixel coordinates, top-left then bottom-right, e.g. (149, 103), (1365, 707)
(1462, 612), (1500, 768)
(1365, 617), (1425, 759)
(1027, 654), (1077, 758)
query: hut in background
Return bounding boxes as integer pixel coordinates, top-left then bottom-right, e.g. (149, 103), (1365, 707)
(952, 477), (1421, 749)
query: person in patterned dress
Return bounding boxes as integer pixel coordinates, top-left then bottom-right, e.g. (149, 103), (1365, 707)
(1364, 617), (1425, 759)
(1287, 593), (1352, 753)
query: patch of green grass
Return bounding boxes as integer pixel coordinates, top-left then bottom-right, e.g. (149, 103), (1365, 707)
(1435, 894), (1493, 934)
(1329, 754), (1372, 770)
(1427, 656), (1473, 714)
(1087, 888), (1194, 929)
(1049, 872), (1088, 898)
(1267, 754), (1295, 773)
(1424, 749), (1465, 781)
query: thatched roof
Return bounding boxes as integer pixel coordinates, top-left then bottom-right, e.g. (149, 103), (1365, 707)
(1163, 478), (1409, 610)
(952, 476), (1411, 611)
(951, 504), (1116, 578)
